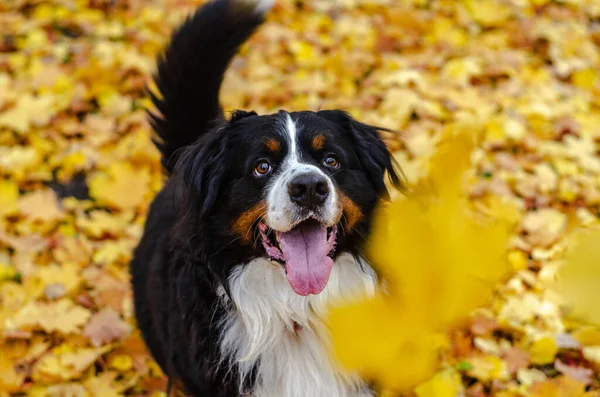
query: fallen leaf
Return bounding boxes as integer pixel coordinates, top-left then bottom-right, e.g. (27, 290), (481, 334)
(18, 189), (64, 223)
(88, 162), (150, 210)
(530, 376), (594, 397)
(554, 359), (593, 386)
(8, 299), (91, 334)
(415, 368), (463, 397)
(529, 336), (558, 365)
(84, 308), (131, 347)
(0, 94), (56, 133)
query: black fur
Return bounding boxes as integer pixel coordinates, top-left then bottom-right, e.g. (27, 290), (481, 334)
(130, 1), (402, 396)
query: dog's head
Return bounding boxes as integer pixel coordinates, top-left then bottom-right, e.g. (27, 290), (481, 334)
(176, 109), (402, 296)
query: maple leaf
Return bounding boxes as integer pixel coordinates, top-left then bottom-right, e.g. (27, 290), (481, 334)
(414, 368), (463, 397)
(92, 239), (134, 266)
(45, 383), (88, 397)
(83, 372), (123, 397)
(84, 308), (132, 347)
(554, 360), (594, 386)
(0, 93), (56, 133)
(463, 0), (512, 28)
(0, 354), (25, 392)
(75, 210), (135, 238)
(35, 263), (81, 298)
(530, 376), (595, 397)
(553, 228), (600, 325)
(61, 346), (112, 373)
(0, 180), (19, 218)
(8, 299), (91, 334)
(529, 336), (559, 365)
(18, 189), (65, 223)
(329, 130), (516, 392)
(88, 162), (150, 210)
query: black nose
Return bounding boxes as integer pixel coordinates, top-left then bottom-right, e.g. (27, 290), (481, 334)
(288, 173), (330, 209)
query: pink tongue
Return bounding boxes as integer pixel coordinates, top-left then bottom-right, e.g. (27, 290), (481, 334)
(276, 221), (333, 296)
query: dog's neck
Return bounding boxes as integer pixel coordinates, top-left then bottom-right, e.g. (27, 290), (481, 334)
(218, 252), (376, 397)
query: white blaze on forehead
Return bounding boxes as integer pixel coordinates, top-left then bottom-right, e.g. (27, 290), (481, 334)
(284, 112), (299, 164)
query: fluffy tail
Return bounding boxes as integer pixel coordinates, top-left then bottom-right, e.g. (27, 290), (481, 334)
(148, 0), (273, 172)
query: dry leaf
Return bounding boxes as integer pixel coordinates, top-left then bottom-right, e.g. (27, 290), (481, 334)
(8, 299), (91, 334)
(84, 308), (131, 347)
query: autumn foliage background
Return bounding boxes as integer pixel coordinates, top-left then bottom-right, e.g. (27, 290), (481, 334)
(1, 0), (600, 396)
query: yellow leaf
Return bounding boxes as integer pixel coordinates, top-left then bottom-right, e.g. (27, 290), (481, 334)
(18, 189), (64, 223)
(83, 372), (122, 397)
(33, 355), (70, 383)
(582, 346), (600, 366)
(572, 326), (600, 346)
(530, 376), (593, 397)
(109, 354), (133, 372)
(464, 0), (512, 27)
(76, 210), (135, 238)
(0, 354), (25, 392)
(45, 383), (89, 397)
(92, 239), (133, 266)
(572, 68), (598, 90)
(415, 368), (463, 397)
(553, 228), (600, 324)
(8, 299), (91, 334)
(34, 263), (81, 297)
(0, 94), (55, 133)
(0, 146), (41, 179)
(529, 336), (558, 365)
(0, 180), (19, 217)
(88, 162), (150, 210)
(508, 249), (528, 271)
(329, 131), (515, 392)
(0, 265), (18, 283)
(467, 355), (510, 381)
(61, 347), (111, 373)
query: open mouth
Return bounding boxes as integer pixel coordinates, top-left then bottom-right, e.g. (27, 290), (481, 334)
(259, 219), (337, 296)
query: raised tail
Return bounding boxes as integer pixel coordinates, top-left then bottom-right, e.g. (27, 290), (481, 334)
(148, 0), (273, 172)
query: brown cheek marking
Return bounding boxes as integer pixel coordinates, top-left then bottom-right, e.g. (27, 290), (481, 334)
(340, 193), (363, 232)
(232, 201), (267, 242)
(265, 138), (280, 153)
(312, 135), (326, 151)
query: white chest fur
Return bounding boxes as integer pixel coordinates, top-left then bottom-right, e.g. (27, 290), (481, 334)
(219, 253), (376, 397)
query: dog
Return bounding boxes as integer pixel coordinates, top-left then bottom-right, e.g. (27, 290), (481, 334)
(129, 0), (402, 396)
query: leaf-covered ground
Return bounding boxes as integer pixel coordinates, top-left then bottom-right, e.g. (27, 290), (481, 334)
(1, 0), (600, 396)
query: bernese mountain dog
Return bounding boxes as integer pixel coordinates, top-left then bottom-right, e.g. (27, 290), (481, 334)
(129, 0), (402, 396)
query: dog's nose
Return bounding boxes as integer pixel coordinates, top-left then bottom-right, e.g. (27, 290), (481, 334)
(288, 173), (330, 209)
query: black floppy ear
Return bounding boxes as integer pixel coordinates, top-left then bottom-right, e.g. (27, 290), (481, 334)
(175, 130), (232, 219)
(318, 110), (403, 200)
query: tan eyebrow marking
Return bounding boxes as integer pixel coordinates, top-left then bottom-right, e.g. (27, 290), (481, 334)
(265, 138), (280, 152)
(312, 135), (326, 151)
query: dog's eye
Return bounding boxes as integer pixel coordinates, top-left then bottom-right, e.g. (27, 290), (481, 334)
(323, 155), (340, 169)
(254, 160), (272, 176)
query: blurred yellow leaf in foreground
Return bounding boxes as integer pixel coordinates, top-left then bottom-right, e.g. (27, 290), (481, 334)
(328, 128), (516, 393)
(553, 228), (600, 325)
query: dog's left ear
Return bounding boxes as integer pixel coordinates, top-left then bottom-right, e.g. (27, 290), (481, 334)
(176, 130), (233, 219)
(318, 110), (403, 200)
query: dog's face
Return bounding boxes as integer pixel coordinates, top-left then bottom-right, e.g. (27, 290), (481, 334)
(177, 109), (401, 296)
